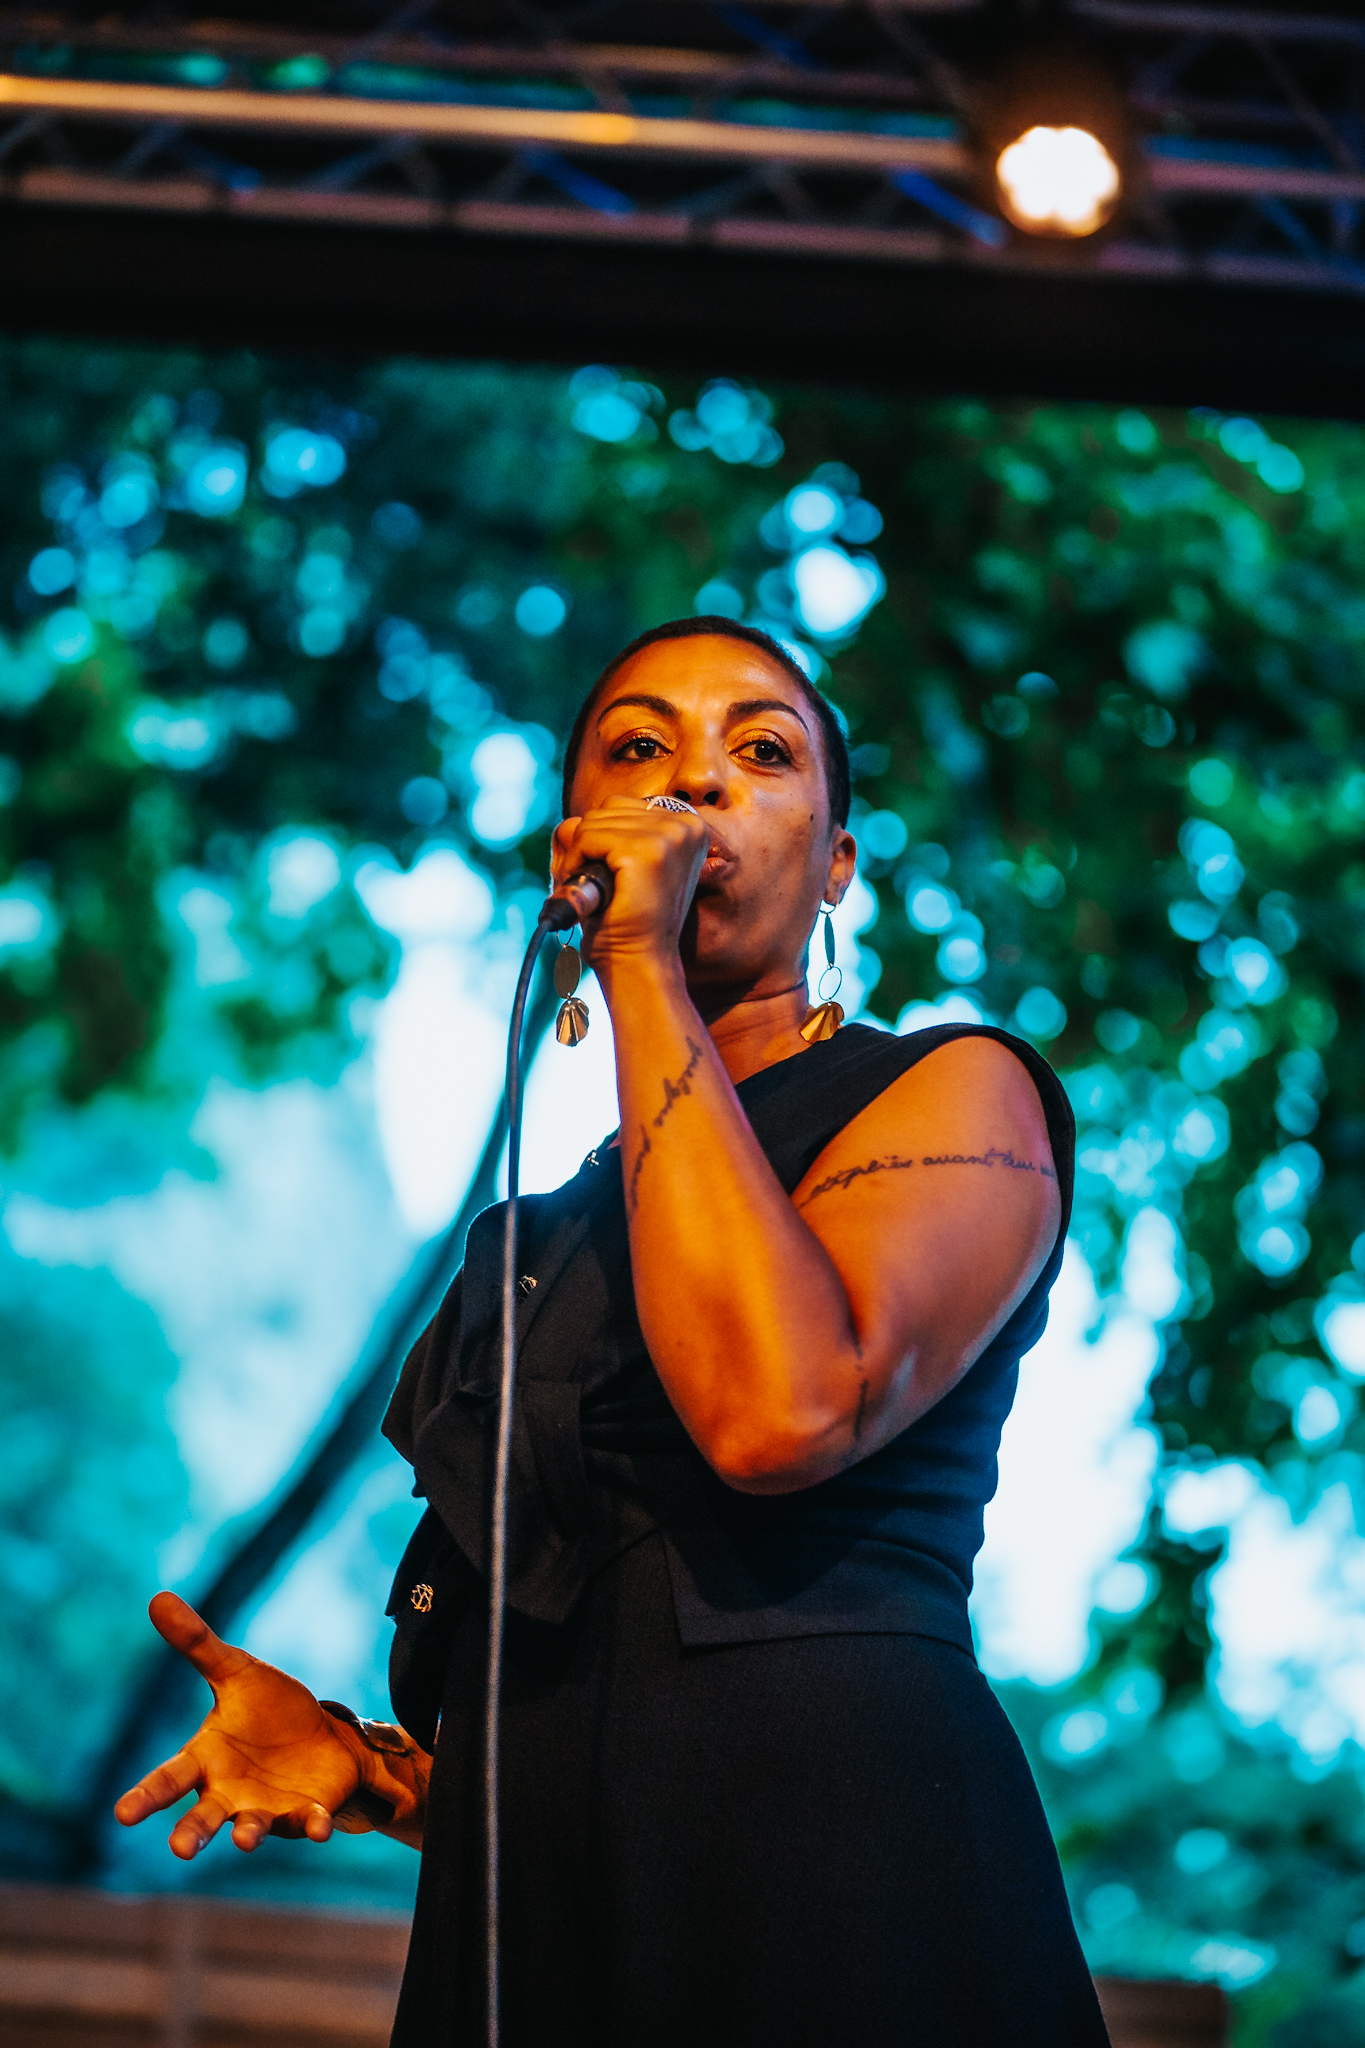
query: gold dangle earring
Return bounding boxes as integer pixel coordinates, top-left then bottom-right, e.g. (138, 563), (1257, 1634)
(800, 904), (845, 1044)
(554, 929), (590, 1046)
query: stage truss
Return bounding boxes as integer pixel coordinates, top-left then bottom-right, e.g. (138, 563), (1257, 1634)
(0, 2), (1359, 300)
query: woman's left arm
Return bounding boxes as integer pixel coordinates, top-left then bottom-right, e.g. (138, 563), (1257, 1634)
(608, 957), (1059, 1494)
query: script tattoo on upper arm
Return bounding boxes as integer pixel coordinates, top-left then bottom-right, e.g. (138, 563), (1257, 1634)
(799, 1143), (1056, 1209)
(799, 1154), (916, 1207)
(922, 1145), (1057, 1180)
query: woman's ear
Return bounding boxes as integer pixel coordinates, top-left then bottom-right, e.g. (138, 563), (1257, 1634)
(825, 825), (858, 903)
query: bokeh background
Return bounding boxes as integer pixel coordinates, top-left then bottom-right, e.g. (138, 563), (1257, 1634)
(1, 339), (1363, 2045)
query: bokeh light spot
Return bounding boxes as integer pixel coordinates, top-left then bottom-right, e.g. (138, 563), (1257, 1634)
(1189, 757), (1234, 806)
(1320, 1302), (1365, 1380)
(785, 485), (842, 536)
(265, 834), (342, 920)
(42, 607), (95, 665)
(469, 730), (542, 847)
(399, 777), (449, 828)
(907, 883), (957, 933)
(514, 586), (568, 637)
(297, 608), (346, 658)
(694, 579), (744, 618)
(185, 447), (247, 517)
(263, 428), (346, 496)
(203, 618), (249, 671)
(28, 547), (75, 596)
(1175, 1828), (1229, 1875)
(938, 934), (986, 983)
(791, 546), (884, 638)
(1015, 986), (1067, 1040)
(573, 390), (642, 442)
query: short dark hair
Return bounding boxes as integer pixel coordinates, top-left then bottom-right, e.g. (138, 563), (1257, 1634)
(561, 616), (851, 827)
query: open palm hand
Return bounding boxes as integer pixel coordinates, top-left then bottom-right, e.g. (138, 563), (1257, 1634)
(114, 1592), (365, 1860)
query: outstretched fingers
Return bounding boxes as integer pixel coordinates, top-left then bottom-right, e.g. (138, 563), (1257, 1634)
(121, 1768), (339, 1858)
(114, 1749), (201, 1828)
(228, 1808), (280, 1853)
(147, 1591), (253, 1691)
(166, 1791), (238, 1862)
(227, 1804), (335, 1853)
(260, 1803), (336, 1847)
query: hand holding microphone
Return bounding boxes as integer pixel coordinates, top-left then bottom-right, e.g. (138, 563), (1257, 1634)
(540, 794), (698, 930)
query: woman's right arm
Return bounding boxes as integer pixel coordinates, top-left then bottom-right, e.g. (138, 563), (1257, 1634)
(114, 1592), (428, 1858)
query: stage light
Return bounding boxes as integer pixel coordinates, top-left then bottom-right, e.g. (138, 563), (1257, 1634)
(975, 32), (1134, 243)
(995, 124), (1120, 238)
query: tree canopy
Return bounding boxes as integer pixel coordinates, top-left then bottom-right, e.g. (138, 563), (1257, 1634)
(2, 335), (1364, 2039)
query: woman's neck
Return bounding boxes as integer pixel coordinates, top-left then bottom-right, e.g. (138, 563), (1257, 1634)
(688, 978), (814, 1086)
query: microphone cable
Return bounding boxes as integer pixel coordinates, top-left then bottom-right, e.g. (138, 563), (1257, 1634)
(486, 904), (549, 2048)
(486, 802), (688, 2047)
(485, 861), (612, 2048)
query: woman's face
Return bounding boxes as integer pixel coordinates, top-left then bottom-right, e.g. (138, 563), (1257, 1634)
(565, 636), (857, 992)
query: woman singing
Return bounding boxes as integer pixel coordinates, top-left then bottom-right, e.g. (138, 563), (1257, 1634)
(117, 617), (1110, 2047)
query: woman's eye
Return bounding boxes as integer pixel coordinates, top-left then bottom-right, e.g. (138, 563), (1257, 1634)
(740, 737), (792, 766)
(611, 734), (667, 762)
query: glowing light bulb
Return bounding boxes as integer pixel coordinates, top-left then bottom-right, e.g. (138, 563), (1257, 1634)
(995, 124), (1120, 237)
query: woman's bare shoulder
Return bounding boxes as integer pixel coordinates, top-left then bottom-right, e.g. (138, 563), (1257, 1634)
(868, 1031), (1051, 1127)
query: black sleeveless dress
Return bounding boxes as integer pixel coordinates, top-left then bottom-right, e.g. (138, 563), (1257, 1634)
(382, 1023), (1110, 2048)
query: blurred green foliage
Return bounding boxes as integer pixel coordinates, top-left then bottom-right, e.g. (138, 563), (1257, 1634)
(1, 336), (1364, 2036)
(0, 1239), (186, 1809)
(1005, 1679), (1365, 2047)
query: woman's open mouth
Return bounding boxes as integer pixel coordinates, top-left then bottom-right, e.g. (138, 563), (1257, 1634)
(697, 825), (736, 885)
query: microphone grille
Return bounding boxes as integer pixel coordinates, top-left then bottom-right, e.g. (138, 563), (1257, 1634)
(645, 794), (697, 813)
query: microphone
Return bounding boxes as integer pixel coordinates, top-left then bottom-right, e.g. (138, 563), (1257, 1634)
(540, 860), (613, 931)
(539, 795), (696, 931)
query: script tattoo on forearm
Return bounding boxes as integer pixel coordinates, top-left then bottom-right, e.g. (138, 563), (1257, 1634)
(627, 1123), (651, 1215)
(626, 1038), (705, 1216)
(653, 1035), (705, 1130)
(922, 1145), (1057, 1179)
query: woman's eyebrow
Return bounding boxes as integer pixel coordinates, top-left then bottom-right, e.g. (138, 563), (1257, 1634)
(595, 693), (678, 725)
(728, 697), (810, 732)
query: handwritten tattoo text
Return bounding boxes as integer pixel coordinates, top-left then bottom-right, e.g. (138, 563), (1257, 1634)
(802, 1145), (1057, 1207)
(922, 1146), (1056, 1180)
(627, 1123), (651, 1215)
(800, 1154), (916, 1206)
(654, 1036), (705, 1130)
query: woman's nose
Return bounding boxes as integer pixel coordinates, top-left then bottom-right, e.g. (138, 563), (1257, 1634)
(669, 753), (726, 807)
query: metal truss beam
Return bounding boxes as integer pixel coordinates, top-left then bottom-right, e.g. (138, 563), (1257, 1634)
(0, 18), (936, 107)
(0, 1), (1360, 398)
(0, 74), (968, 176)
(5, 71), (1365, 204)
(1077, 4), (1365, 46)
(3, 186), (1360, 423)
(6, 165), (1359, 309)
